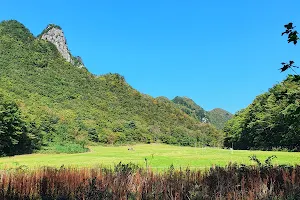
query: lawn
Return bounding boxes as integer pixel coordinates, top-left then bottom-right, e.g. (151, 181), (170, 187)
(1, 143), (300, 170)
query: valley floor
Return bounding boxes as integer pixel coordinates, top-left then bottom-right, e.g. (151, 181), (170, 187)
(1, 143), (300, 170)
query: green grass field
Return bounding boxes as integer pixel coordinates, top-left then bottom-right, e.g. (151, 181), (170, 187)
(1, 144), (300, 170)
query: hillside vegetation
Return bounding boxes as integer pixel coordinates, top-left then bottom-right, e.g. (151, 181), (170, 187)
(172, 96), (232, 129)
(224, 75), (300, 151)
(207, 108), (233, 129)
(172, 97), (208, 122)
(0, 20), (224, 155)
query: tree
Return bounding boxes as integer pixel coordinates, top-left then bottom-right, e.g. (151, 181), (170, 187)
(0, 93), (32, 156)
(0, 94), (21, 155)
(280, 23), (299, 75)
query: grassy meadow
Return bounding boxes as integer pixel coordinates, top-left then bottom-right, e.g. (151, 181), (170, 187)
(1, 143), (300, 170)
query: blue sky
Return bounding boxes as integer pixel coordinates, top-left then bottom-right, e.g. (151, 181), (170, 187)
(1, 0), (299, 113)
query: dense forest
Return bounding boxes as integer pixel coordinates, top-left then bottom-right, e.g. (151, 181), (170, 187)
(207, 108), (233, 130)
(172, 96), (232, 129)
(0, 20), (226, 156)
(224, 75), (300, 151)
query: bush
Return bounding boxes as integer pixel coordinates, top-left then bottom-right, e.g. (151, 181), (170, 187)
(41, 142), (89, 154)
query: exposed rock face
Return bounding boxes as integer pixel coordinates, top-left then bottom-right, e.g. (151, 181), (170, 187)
(201, 117), (209, 123)
(41, 26), (72, 63)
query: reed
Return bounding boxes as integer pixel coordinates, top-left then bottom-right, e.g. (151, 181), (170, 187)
(0, 163), (300, 199)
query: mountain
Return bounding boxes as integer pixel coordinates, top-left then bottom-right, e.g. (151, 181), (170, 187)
(38, 24), (85, 68)
(172, 96), (209, 123)
(207, 108), (233, 130)
(0, 20), (223, 155)
(172, 96), (232, 129)
(224, 75), (300, 151)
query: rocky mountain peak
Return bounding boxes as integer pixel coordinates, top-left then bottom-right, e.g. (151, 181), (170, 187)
(40, 24), (72, 63)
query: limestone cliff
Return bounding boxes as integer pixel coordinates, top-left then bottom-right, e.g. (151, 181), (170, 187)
(40, 24), (84, 68)
(40, 25), (72, 62)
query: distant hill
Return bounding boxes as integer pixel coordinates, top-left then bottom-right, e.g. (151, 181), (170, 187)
(172, 96), (209, 123)
(207, 108), (233, 129)
(0, 20), (223, 155)
(172, 96), (232, 129)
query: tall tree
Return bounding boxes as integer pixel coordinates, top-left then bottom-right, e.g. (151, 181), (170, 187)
(0, 93), (34, 156)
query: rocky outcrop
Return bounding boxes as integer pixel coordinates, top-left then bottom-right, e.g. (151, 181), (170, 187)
(41, 25), (72, 63)
(72, 56), (85, 69)
(40, 24), (85, 68)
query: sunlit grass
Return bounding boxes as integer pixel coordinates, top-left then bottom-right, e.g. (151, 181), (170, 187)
(1, 143), (300, 170)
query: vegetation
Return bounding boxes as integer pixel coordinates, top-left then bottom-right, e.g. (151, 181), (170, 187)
(37, 23), (62, 38)
(72, 55), (85, 68)
(0, 91), (39, 156)
(207, 108), (233, 129)
(0, 20), (34, 43)
(1, 162), (300, 199)
(0, 20), (224, 155)
(172, 96), (232, 129)
(1, 144), (300, 169)
(224, 74), (300, 151)
(1, 17), (300, 199)
(172, 96), (208, 123)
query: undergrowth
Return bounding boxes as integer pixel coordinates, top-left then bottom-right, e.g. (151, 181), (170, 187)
(0, 158), (300, 200)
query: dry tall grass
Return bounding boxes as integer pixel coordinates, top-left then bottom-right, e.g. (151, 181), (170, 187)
(0, 163), (300, 199)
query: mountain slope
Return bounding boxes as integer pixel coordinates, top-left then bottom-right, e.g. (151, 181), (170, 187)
(0, 20), (223, 154)
(172, 96), (232, 129)
(172, 96), (209, 122)
(207, 108), (233, 129)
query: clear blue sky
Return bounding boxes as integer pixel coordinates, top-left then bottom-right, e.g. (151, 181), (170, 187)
(1, 0), (299, 113)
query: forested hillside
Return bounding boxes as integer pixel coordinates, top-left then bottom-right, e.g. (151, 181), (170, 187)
(172, 97), (208, 122)
(172, 96), (232, 129)
(207, 108), (233, 129)
(0, 20), (223, 155)
(224, 75), (300, 151)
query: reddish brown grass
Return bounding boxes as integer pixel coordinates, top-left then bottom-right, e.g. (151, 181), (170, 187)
(0, 164), (300, 199)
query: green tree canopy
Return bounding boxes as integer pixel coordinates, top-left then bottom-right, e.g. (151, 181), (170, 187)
(0, 92), (38, 156)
